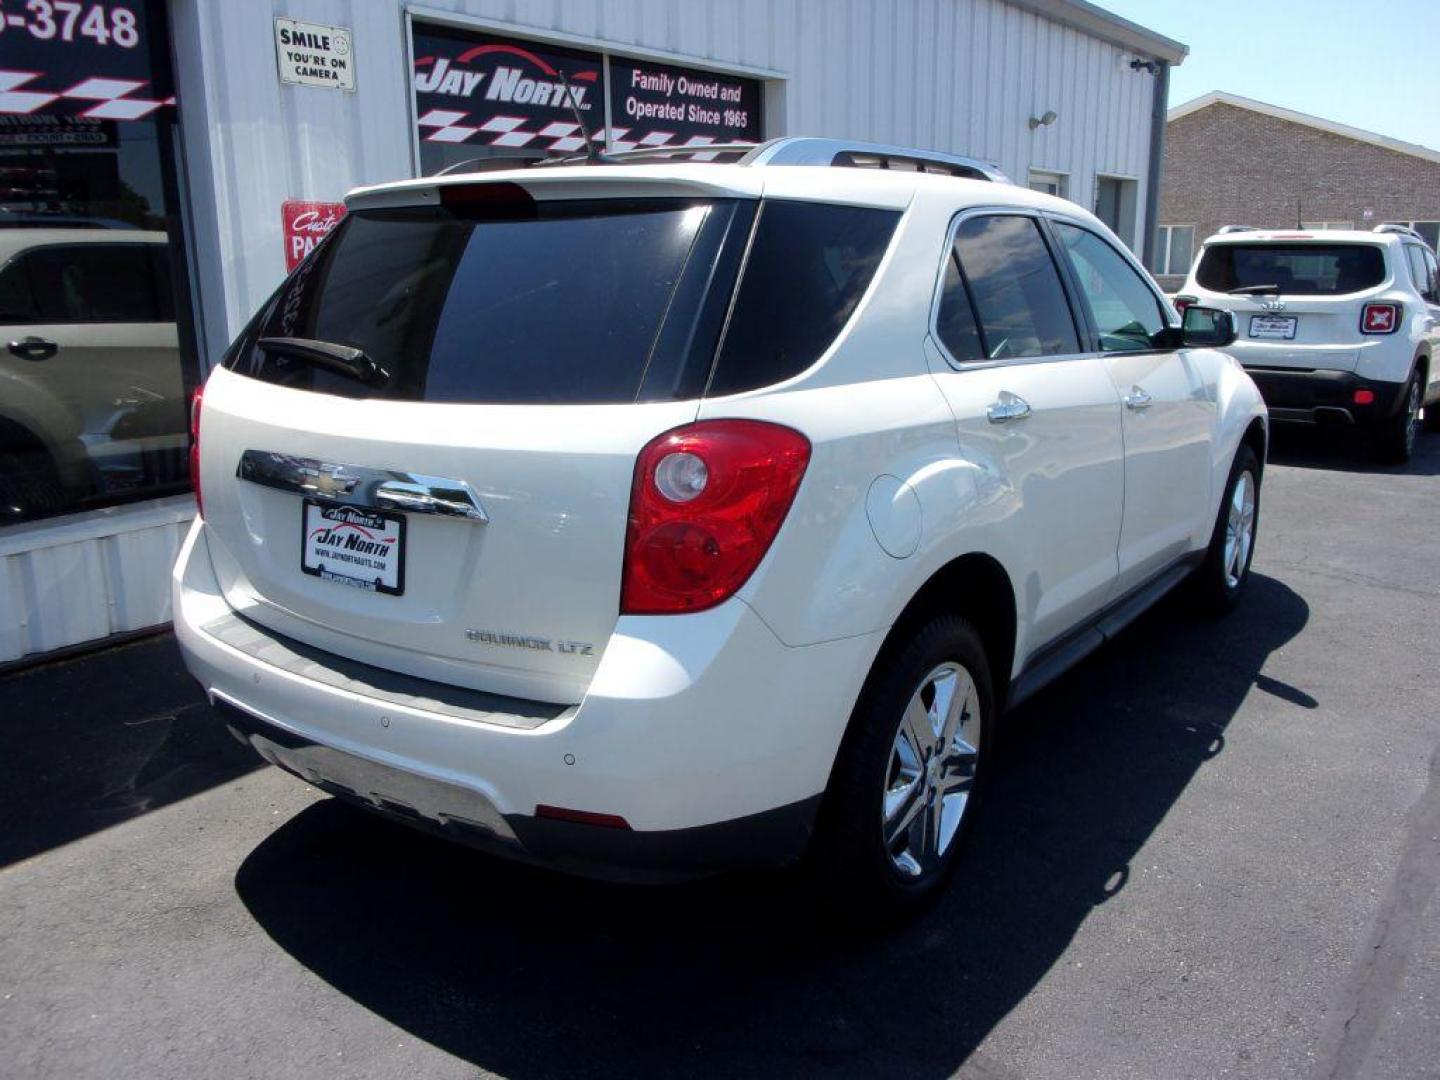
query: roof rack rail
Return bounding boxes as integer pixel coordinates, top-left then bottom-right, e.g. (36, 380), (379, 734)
(741, 137), (1009, 181)
(521, 135), (1010, 181)
(1373, 223), (1425, 242)
(1216, 225), (1261, 234)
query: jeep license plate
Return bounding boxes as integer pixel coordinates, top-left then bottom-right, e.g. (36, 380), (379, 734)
(1248, 314), (1297, 340)
(301, 499), (406, 595)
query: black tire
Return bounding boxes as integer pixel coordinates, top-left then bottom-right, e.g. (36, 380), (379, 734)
(809, 613), (994, 921)
(1373, 371), (1422, 464)
(0, 443), (68, 524)
(1192, 443), (1260, 614)
(1422, 389), (1440, 434)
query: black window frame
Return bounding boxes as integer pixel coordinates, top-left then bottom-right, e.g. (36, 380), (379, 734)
(1045, 217), (1176, 355)
(928, 208), (1088, 369)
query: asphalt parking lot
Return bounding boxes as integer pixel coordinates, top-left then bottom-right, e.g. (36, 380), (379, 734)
(3, 426), (1439, 1080)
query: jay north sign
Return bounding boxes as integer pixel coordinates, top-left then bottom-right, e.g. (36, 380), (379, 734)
(411, 23), (761, 170)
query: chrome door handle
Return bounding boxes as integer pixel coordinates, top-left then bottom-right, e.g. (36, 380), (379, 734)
(8, 336), (58, 361)
(986, 391), (1032, 424)
(1124, 386), (1153, 411)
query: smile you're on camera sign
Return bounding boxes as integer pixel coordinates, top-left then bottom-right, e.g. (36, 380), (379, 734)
(274, 18), (355, 92)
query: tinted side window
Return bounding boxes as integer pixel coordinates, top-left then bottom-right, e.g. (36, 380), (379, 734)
(708, 201), (899, 395)
(1405, 246), (1437, 303)
(0, 258), (37, 323)
(952, 214), (1079, 360)
(22, 244), (160, 323)
(934, 251), (983, 361)
(1424, 250), (1440, 304)
(1054, 222), (1166, 351)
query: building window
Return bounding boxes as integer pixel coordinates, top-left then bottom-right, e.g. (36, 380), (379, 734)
(1152, 225), (1196, 276)
(409, 23), (764, 176)
(1302, 221), (1354, 231)
(1028, 170), (1068, 198)
(0, 0), (198, 527)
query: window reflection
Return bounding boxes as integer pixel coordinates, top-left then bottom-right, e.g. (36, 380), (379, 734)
(0, 117), (190, 524)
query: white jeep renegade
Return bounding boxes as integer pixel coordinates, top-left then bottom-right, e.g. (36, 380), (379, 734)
(1176, 225), (1440, 463)
(174, 138), (1267, 915)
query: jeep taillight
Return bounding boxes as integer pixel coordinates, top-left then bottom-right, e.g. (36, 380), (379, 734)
(1361, 302), (1400, 334)
(621, 420), (811, 615)
(189, 384), (204, 518)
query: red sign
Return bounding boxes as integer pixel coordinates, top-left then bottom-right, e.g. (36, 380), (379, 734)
(281, 199), (345, 271)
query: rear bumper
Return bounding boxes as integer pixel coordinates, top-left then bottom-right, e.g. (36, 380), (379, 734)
(1241, 366), (1408, 426)
(173, 521), (881, 878)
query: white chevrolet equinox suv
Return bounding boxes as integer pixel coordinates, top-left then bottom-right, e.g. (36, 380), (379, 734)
(1176, 224), (1440, 463)
(174, 138), (1267, 916)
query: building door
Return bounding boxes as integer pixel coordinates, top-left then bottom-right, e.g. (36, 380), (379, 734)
(0, 0), (198, 526)
(1094, 176), (1138, 250)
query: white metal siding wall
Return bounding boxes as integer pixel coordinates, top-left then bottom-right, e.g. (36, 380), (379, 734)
(0, 499), (194, 664)
(171, 0), (1158, 360)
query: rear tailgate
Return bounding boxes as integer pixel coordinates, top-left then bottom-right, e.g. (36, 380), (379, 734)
(196, 178), (756, 704)
(1229, 293), (1362, 372)
(1197, 239), (1385, 372)
(201, 369), (694, 703)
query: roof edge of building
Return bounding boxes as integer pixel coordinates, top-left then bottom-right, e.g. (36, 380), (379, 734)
(1168, 91), (1440, 167)
(1007, 0), (1188, 65)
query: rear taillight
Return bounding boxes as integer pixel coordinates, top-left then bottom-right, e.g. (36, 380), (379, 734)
(189, 383), (204, 518)
(1173, 295), (1197, 315)
(1361, 302), (1401, 335)
(621, 420), (811, 615)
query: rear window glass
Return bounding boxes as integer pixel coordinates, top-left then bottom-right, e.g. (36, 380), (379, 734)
(706, 201), (900, 396)
(229, 195), (747, 404)
(1196, 244), (1386, 296)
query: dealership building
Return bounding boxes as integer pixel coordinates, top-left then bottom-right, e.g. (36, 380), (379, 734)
(0, 0), (1185, 665)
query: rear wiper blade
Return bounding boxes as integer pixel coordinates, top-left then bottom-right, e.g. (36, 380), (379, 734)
(1228, 284), (1282, 295)
(256, 337), (387, 385)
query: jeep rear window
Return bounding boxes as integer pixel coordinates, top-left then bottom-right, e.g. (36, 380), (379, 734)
(1196, 243), (1385, 296)
(228, 195), (751, 404)
(706, 201), (899, 396)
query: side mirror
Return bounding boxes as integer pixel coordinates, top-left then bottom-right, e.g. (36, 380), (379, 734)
(1180, 305), (1237, 348)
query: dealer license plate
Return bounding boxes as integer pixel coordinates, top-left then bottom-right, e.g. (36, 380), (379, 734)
(301, 499), (406, 595)
(1248, 314), (1297, 340)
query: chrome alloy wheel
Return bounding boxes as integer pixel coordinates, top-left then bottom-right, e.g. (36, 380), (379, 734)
(882, 662), (982, 878)
(1224, 470), (1257, 589)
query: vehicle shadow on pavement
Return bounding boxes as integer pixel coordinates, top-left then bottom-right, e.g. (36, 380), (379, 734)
(0, 635), (261, 869)
(1267, 424), (1440, 476)
(234, 573), (1309, 1077)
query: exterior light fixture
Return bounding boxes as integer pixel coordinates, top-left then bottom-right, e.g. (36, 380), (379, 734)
(1028, 110), (1058, 131)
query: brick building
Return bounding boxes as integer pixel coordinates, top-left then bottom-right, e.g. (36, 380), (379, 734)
(1150, 91), (1440, 290)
